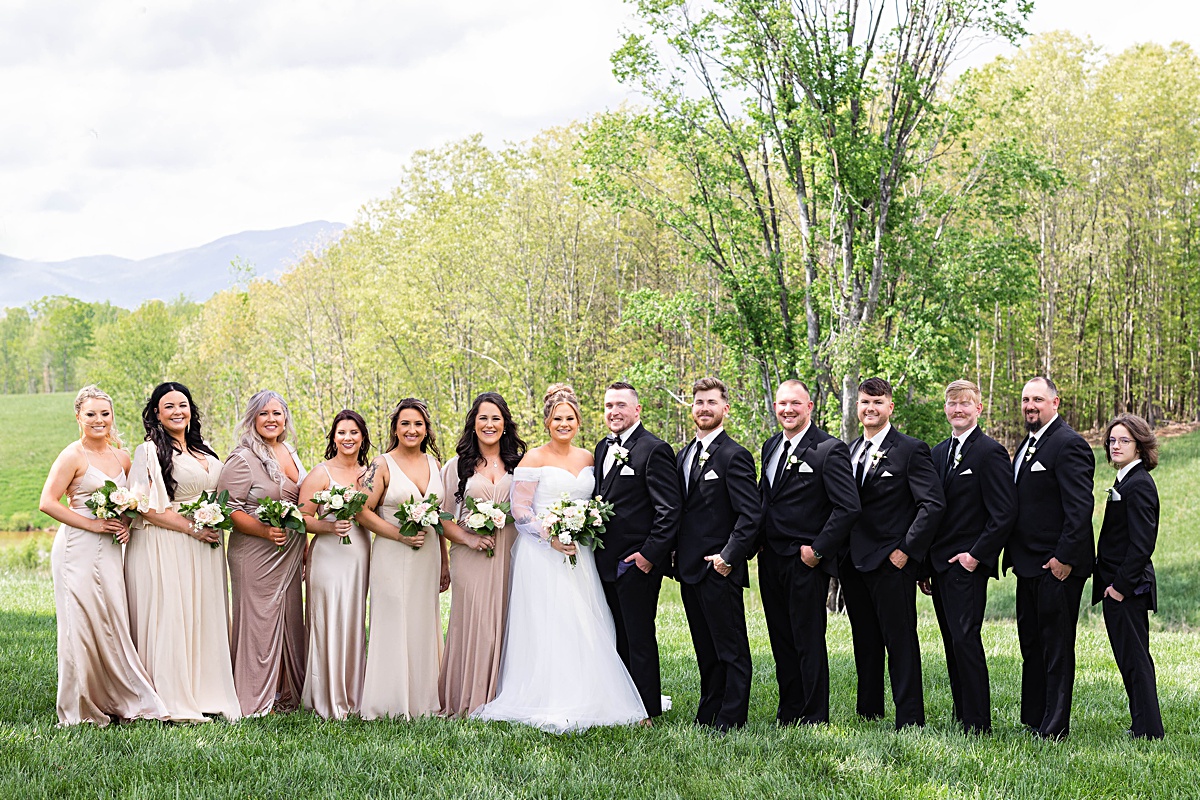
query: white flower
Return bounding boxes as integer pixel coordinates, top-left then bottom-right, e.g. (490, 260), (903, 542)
(329, 494), (345, 510)
(476, 501), (496, 514)
(954, 451), (963, 466)
(698, 450), (710, 466)
(611, 444), (630, 465)
(467, 512), (488, 529)
(193, 503), (224, 527)
(109, 487), (135, 507)
(785, 454), (799, 471)
(313, 490), (331, 504)
(489, 510), (507, 528)
(543, 512), (560, 528)
(1024, 446), (1037, 462)
(871, 449), (886, 463)
(89, 490), (106, 507)
(558, 532), (573, 545)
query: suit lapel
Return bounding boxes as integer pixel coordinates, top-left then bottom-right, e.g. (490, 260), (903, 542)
(1017, 416), (1062, 482)
(761, 432), (782, 494)
(770, 427), (816, 499)
(600, 425), (644, 497)
(688, 431), (725, 501)
(945, 426), (981, 487)
(864, 428), (899, 486)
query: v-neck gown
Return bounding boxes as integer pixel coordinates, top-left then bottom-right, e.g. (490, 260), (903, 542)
(360, 452), (444, 720)
(301, 465), (370, 719)
(125, 443), (241, 722)
(51, 463), (167, 726)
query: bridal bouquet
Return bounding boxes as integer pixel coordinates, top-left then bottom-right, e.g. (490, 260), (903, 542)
(461, 496), (512, 557)
(542, 493), (614, 567)
(255, 497), (307, 553)
(84, 481), (142, 544)
(394, 494), (452, 551)
(179, 489), (235, 549)
(310, 485), (368, 544)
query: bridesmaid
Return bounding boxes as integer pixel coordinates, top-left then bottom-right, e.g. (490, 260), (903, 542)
(125, 382), (241, 722)
(1093, 413), (1165, 739)
(438, 392), (526, 717)
(357, 397), (450, 719)
(217, 389), (308, 717)
(297, 409), (372, 719)
(38, 385), (166, 727)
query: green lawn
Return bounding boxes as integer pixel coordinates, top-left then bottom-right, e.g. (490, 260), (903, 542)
(0, 393), (79, 529)
(0, 423), (1197, 797)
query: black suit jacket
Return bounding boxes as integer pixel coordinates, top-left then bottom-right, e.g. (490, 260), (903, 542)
(928, 427), (1017, 578)
(1005, 416), (1096, 578)
(846, 426), (945, 575)
(1092, 463), (1158, 610)
(592, 424), (682, 581)
(675, 430), (762, 587)
(758, 426), (860, 577)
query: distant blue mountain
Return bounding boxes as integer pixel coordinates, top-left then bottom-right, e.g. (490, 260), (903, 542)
(0, 221), (346, 309)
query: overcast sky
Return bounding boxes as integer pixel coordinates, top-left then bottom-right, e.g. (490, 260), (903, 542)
(2, 0), (1194, 262)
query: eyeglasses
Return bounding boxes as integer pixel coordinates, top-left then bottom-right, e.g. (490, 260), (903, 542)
(1107, 437), (1134, 446)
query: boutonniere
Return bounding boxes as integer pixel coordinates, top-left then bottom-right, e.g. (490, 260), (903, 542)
(1106, 486), (1122, 502)
(1024, 445), (1037, 462)
(954, 451), (963, 467)
(698, 450), (710, 467)
(784, 454), (800, 471)
(611, 444), (630, 466)
(870, 449), (886, 466)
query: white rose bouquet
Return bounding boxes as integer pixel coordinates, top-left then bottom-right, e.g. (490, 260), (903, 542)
(84, 480), (142, 544)
(255, 496), (307, 553)
(179, 489), (236, 549)
(394, 494), (453, 551)
(310, 485), (369, 544)
(460, 496), (512, 557)
(542, 493), (614, 567)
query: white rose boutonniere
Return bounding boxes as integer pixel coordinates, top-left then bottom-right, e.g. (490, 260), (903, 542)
(611, 444), (630, 466)
(784, 454), (800, 471)
(1024, 445), (1037, 462)
(698, 450), (710, 468)
(954, 451), (963, 467)
(870, 449), (886, 466)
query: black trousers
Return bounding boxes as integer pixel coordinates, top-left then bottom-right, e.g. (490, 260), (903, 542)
(1015, 572), (1085, 738)
(930, 565), (992, 733)
(759, 551), (831, 724)
(1102, 593), (1164, 739)
(841, 560), (925, 728)
(680, 571), (751, 729)
(601, 567), (664, 717)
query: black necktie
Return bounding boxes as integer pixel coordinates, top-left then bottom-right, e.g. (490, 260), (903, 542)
(854, 444), (869, 485)
(772, 440), (792, 487)
(688, 441), (705, 490)
(945, 438), (957, 475)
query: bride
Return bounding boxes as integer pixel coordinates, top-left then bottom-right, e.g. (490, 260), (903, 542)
(472, 384), (647, 732)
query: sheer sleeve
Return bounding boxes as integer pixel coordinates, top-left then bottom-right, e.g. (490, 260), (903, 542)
(130, 442), (171, 529)
(511, 466), (549, 545)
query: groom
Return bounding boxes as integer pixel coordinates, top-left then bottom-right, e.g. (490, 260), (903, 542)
(593, 381), (682, 719)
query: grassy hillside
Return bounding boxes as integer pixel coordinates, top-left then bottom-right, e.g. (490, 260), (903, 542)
(0, 431), (1197, 797)
(0, 393), (78, 529)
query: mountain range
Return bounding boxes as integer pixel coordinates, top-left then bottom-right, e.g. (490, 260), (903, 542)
(0, 221), (346, 309)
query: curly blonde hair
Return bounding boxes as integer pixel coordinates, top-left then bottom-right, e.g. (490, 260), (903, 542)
(542, 383), (582, 426)
(74, 385), (124, 449)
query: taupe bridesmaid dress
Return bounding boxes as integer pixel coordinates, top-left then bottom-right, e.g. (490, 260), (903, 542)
(360, 452), (443, 720)
(125, 442), (241, 722)
(438, 457), (517, 717)
(301, 465), (370, 720)
(51, 458), (167, 726)
(217, 444), (307, 717)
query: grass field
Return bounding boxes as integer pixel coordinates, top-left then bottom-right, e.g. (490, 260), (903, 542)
(1, 396), (1197, 797)
(0, 393), (80, 529)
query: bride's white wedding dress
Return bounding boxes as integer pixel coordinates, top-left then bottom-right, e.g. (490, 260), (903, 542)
(472, 465), (647, 733)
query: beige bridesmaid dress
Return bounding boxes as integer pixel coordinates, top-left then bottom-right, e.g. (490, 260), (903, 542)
(301, 465), (370, 719)
(51, 458), (167, 727)
(125, 442), (241, 722)
(438, 457), (517, 717)
(217, 444), (307, 717)
(360, 452), (443, 720)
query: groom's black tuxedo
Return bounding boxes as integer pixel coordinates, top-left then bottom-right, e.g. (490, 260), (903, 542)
(757, 425), (859, 724)
(674, 429), (761, 730)
(593, 423), (682, 717)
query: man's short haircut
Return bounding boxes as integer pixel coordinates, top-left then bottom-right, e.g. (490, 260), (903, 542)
(858, 377), (892, 399)
(1026, 375), (1058, 397)
(692, 377), (728, 402)
(607, 381), (638, 400)
(945, 379), (981, 404)
(777, 378), (811, 397)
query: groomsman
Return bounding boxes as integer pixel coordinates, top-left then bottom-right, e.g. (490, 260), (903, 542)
(593, 381), (682, 720)
(1006, 376), (1095, 739)
(675, 377), (761, 731)
(923, 380), (1016, 734)
(842, 377), (944, 729)
(758, 379), (859, 725)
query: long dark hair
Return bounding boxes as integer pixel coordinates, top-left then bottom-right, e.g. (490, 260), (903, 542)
(141, 382), (219, 501)
(386, 398), (441, 461)
(324, 409), (372, 466)
(454, 392), (526, 502)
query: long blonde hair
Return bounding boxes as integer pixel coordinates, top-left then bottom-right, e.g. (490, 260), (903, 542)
(235, 389), (296, 483)
(74, 385), (124, 449)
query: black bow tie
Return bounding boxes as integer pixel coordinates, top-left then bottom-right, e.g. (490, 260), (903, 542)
(606, 435), (619, 446)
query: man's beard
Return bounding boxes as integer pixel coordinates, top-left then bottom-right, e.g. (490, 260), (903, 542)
(1025, 418), (1042, 433)
(694, 415), (721, 431)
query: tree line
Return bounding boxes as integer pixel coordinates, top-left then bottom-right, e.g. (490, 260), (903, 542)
(3, 22), (1197, 469)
